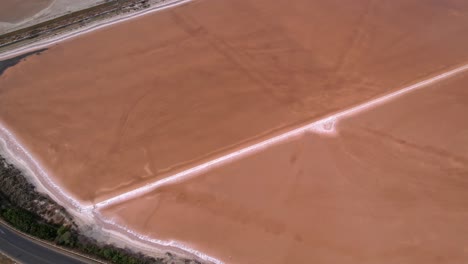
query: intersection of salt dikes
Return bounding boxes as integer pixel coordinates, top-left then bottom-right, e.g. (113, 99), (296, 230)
(2, 0), (468, 263)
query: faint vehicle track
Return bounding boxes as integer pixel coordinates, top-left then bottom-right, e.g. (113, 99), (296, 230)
(94, 61), (468, 209)
(0, 48), (47, 76)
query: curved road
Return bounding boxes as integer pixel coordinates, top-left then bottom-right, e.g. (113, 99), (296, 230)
(0, 222), (96, 264)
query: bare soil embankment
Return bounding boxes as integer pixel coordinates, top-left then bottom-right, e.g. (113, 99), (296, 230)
(0, 252), (16, 264)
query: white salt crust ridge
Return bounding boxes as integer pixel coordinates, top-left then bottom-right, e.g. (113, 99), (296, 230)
(0, 0), (193, 59)
(93, 211), (223, 264)
(0, 125), (92, 213)
(1, 62), (468, 264)
(0, 124), (214, 262)
(94, 62), (468, 209)
(1, 4), (468, 261)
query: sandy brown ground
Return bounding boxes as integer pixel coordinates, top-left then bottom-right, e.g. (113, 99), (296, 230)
(0, 0), (104, 34)
(0, 252), (15, 264)
(0, 0), (53, 24)
(100, 71), (468, 264)
(2, 0), (468, 204)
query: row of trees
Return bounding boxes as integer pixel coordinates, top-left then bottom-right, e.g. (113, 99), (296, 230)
(1, 207), (70, 243)
(0, 198), (168, 264)
(0, 156), (194, 264)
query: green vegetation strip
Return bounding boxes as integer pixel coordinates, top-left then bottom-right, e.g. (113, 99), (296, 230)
(0, 156), (200, 264)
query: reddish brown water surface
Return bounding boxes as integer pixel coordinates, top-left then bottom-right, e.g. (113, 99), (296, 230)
(1, 0), (468, 203)
(0, 0), (53, 23)
(100, 72), (468, 264)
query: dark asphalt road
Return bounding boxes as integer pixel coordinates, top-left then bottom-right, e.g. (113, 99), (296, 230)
(0, 222), (92, 264)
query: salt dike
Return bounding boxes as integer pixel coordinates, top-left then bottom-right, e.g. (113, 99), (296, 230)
(100, 72), (468, 263)
(2, 0), (468, 263)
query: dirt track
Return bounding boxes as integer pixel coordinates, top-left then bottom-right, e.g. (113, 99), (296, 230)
(0, 0), (53, 24)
